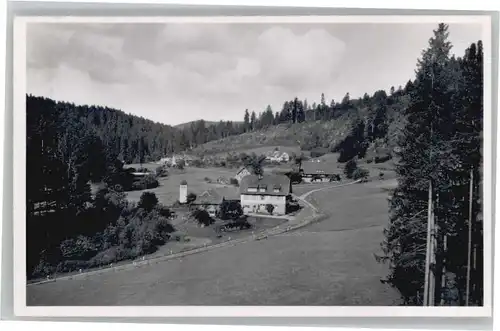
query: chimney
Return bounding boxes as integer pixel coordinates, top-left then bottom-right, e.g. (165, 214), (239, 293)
(179, 180), (188, 203)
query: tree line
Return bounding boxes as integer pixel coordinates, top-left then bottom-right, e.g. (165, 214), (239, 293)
(375, 24), (484, 306)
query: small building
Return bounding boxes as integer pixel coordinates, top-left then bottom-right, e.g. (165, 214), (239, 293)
(192, 187), (240, 217)
(179, 180), (188, 204)
(235, 166), (252, 182)
(131, 172), (150, 177)
(240, 174), (291, 216)
(300, 161), (340, 183)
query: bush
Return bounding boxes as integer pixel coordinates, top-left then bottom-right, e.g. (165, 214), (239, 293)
(344, 159), (358, 179)
(374, 154), (392, 164)
(138, 192), (159, 211)
(218, 200), (243, 220)
(60, 235), (98, 260)
(186, 192), (197, 204)
(88, 245), (132, 267)
(204, 177), (212, 183)
(191, 159), (204, 168)
(230, 178), (239, 186)
(176, 159), (186, 170)
(329, 174), (341, 182)
(366, 158), (373, 164)
(155, 165), (168, 177)
(266, 204), (275, 214)
(192, 209), (214, 226)
(352, 168), (370, 180)
(379, 172), (385, 180)
(286, 171), (302, 184)
(132, 174), (159, 191)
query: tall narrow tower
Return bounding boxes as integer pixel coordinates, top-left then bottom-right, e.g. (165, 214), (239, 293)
(179, 180), (188, 204)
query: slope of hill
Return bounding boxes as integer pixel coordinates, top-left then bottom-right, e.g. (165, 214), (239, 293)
(190, 94), (409, 159)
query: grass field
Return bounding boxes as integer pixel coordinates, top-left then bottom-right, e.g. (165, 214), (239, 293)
(27, 179), (401, 306)
(125, 166), (239, 206)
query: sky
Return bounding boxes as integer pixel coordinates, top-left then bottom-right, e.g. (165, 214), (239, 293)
(26, 22), (483, 126)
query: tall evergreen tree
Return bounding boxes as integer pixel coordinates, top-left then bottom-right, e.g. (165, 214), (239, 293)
(243, 109), (250, 132)
(250, 111), (257, 131)
(377, 24), (483, 306)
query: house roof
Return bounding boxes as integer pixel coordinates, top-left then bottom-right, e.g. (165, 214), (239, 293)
(300, 161), (338, 175)
(195, 187), (240, 205)
(236, 166), (250, 175)
(240, 174), (291, 196)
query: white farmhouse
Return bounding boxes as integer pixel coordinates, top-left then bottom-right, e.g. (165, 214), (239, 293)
(234, 166), (252, 182)
(239, 174), (291, 216)
(280, 152), (290, 162)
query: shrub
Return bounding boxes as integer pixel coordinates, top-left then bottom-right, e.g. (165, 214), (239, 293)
(266, 204), (275, 215)
(218, 200), (243, 220)
(60, 235), (98, 261)
(329, 174), (341, 182)
(186, 192), (197, 204)
(344, 159), (358, 179)
(286, 171), (302, 184)
(352, 168), (370, 181)
(191, 159), (204, 168)
(192, 209), (214, 226)
(138, 192), (159, 211)
(155, 165), (168, 177)
(366, 159), (373, 164)
(88, 245), (132, 267)
(379, 172), (385, 180)
(204, 177), (212, 183)
(55, 260), (89, 274)
(176, 159), (186, 170)
(230, 178), (239, 186)
(374, 154), (392, 164)
(132, 174), (159, 191)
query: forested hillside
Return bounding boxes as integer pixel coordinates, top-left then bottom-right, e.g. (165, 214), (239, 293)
(191, 89), (410, 158)
(27, 95), (247, 164)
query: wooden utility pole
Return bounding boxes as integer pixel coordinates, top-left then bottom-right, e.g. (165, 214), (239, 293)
(424, 180), (434, 306)
(465, 168), (474, 306)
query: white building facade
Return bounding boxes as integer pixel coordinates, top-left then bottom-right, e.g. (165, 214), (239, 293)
(239, 174), (291, 216)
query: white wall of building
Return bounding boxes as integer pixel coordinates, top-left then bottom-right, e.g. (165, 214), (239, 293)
(179, 185), (188, 203)
(240, 194), (286, 215)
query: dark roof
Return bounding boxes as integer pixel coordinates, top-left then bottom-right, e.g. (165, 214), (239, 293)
(239, 174), (291, 196)
(236, 166), (251, 174)
(195, 187), (240, 205)
(300, 161), (339, 175)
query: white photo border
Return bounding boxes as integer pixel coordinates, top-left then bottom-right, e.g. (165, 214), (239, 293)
(12, 14), (494, 318)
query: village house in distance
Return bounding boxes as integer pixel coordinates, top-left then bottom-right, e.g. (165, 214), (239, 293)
(300, 159), (341, 183)
(234, 166), (252, 182)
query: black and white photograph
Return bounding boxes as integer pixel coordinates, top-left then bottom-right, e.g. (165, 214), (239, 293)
(12, 15), (492, 316)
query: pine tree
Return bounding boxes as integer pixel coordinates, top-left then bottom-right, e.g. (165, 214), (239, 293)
(250, 111), (257, 131)
(292, 97), (298, 123)
(376, 24), (481, 305)
(244, 109), (250, 132)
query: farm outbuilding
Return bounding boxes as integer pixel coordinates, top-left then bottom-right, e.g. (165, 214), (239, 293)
(300, 160), (341, 183)
(191, 187), (240, 217)
(234, 166), (252, 182)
